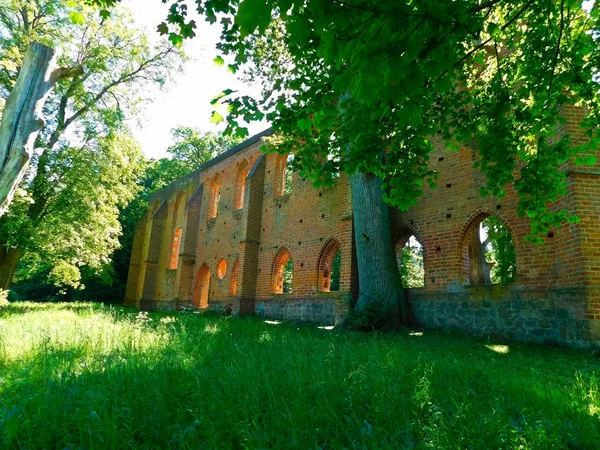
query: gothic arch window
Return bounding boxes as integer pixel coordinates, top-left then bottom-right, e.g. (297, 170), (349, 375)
(275, 154), (293, 197)
(395, 234), (425, 288)
(169, 227), (183, 270)
(230, 259), (239, 296)
(317, 238), (342, 292)
(169, 193), (185, 270)
(216, 258), (227, 280)
(460, 212), (516, 285)
(208, 174), (221, 219)
(272, 247), (293, 294)
(234, 159), (250, 210)
(193, 264), (211, 308)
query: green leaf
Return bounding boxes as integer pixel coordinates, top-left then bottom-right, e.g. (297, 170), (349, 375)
(69, 11), (86, 25)
(236, 0), (272, 38)
(213, 56), (225, 67)
(210, 111), (224, 124)
(157, 23), (169, 35)
(486, 22), (500, 36)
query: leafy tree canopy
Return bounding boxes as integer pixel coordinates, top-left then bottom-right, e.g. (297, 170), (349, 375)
(91, 0), (600, 242)
(0, 0), (183, 289)
(166, 126), (242, 171)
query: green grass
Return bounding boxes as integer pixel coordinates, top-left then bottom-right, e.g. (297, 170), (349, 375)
(0, 303), (599, 449)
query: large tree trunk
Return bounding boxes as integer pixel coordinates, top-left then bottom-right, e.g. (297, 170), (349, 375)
(350, 171), (409, 328)
(0, 42), (82, 217)
(0, 246), (21, 290)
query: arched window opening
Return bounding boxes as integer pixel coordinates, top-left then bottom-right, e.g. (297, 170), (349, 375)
(193, 265), (211, 308)
(463, 215), (516, 285)
(230, 259), (239, 296)
(169, 227), (183, 269)
(273, 248), (293, 294)
(276, 154), (294, 197)
(216, 258), (227, 280)
(235, 160), (250, 210)
(173, 192), (184, 223)
(208, 175), (221, 219)
(317, 238), (342, 292)
(396, 236), (424, 288)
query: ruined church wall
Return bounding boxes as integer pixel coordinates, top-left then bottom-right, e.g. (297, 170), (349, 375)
(390, 124), (599, 347)
(126, 118), (600, 348)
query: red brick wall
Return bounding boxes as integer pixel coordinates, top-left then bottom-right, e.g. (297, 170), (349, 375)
(127, 124), (599, 347)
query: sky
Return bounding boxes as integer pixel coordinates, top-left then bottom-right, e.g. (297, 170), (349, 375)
(122, 0), (268, 159)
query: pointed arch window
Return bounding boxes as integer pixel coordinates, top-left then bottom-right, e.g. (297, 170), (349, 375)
(272, 247), (293, 294)
(208, 175), (221, 219)
(235, 160), (250, 210)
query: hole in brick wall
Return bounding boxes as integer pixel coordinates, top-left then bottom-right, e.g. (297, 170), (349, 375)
(446, 213), (451, 219)
(320, 237), (323, 241)
(497, 204), (502, 210)
(268, 170), (271, 173)
(264, 209), (267, 212)
(319, 238), (342, 292)
(319, 192), (322, 197)
(436, 246), (441, 252)
(446, 183), (452, 188)
(279, 205), (281, 209)
(438, 157), (444, 161)
(410, 219), (414, 225)
(322, 214), (325, 219)
(394, 236), (425, 289)
(463, 215), (516, 285)
(300, 219), (303, 223)
(221, 170), (224, 173)
(301, 263), (304, 267)
(431, 278), (435, 283)
(437, 129), (442, 135)
(547, 232), (554, 238)
(298, 241), (302, 245)
(263, 228), (265, 231)
(272, 248), (293, 294)
(258, 269), (261, 273)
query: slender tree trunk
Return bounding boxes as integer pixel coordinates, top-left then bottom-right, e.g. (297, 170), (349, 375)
(0, 246), (21, 290)
(350, 171), (408, 328)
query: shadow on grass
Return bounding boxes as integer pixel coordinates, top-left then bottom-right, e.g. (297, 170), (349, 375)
(0, 303), (599, 449)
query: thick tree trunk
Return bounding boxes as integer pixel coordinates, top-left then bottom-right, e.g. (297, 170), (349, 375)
(0, 42), (82, 217)
(350, 171), (408, 328)
(0, 246), (21, 290)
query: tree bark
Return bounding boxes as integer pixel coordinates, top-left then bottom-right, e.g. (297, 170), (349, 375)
(0, 246), (21, 290)
(0, 42), (82, 217)
(350, 171), (409, 328)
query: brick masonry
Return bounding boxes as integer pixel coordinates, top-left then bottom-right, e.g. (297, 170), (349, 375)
(125, 119), (600, 349)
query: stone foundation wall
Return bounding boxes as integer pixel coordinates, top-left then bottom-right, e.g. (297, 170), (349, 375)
(408, 286), (600, 349)
(255, 295), (347, 324)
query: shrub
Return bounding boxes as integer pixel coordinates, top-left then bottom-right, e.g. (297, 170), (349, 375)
(0, 289), (9, 309)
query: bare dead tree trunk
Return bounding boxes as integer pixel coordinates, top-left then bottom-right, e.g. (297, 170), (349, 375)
(0, 42), (82, 217)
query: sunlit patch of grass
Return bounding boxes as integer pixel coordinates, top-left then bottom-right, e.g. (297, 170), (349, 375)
(0, 302), (599, 449)
(485, 344), (510, 354)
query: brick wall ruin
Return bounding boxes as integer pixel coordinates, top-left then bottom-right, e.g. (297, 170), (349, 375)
(125, 126), (600, 349)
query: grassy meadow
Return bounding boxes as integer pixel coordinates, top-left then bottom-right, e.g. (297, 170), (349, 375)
(0, 302), (599, 449)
